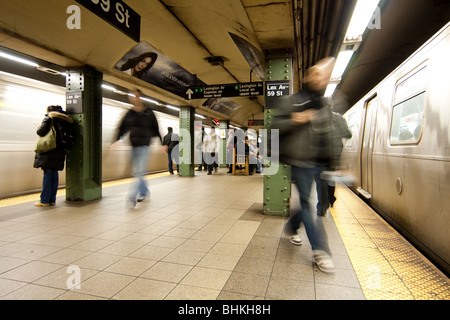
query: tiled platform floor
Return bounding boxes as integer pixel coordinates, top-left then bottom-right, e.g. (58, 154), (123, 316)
(0, 169), (448, 300)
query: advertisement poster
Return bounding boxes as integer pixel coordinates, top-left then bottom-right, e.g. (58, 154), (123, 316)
(115, 42), (206, 98)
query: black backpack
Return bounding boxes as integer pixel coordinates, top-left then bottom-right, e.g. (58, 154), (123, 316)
(57, 121), (76, 150)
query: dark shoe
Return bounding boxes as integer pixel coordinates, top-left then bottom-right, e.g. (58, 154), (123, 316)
(207, 172), (212, 175)
(137, 196), (145, 202)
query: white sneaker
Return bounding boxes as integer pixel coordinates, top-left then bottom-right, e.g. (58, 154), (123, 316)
(313, 250), (335, 273)
(289, 235), (303, 246)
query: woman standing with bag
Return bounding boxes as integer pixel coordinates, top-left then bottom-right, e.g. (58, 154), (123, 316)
(33, 105), (74, 207)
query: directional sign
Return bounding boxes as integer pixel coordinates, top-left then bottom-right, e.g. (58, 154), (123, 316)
(185, 82), (263, 100)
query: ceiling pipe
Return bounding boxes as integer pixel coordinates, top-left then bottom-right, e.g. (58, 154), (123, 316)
(301, 0), (309, 73)
(292, 0), (303, 90)
(308, 0), (318, 67)
(324, 0), (345, 56)
(314, 0), (327, 62)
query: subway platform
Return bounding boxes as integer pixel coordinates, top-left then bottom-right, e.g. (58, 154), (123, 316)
(0, 169), (449, 301)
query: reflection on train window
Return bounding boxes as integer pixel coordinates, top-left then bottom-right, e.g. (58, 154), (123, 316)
(390, 67), (427, 145)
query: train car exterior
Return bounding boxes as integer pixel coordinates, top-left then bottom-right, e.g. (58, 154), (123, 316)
(341, 22), (450, 274)
(0, 71), (179, 199)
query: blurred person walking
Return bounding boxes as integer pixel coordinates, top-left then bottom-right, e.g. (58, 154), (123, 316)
(272, 57), (337, 273)
(112, 89), (162, 208)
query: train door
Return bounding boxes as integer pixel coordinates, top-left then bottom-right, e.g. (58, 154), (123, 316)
(359, 95), (378, 199)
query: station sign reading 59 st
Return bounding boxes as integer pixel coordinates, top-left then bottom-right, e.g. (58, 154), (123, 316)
(265, 81), (290, 108)
(74, 0), (141, 42)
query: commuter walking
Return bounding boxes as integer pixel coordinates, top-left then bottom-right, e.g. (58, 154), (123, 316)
(33, 105), (74, 207)
(162, 127), (179, 175)
(112, 89), (162, 208)
(272, 57), (337, 273)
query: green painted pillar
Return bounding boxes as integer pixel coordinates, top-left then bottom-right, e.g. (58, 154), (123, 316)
(263, 49), (292, 216)
(65, 66), (102, 202)
(179, 106), (195, 177)
(219, 120), (228, 168)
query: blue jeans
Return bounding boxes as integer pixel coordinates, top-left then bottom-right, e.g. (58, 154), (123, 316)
(41, 169), (58, 204)
(168, 149), (179, 173)
(287, 165), (331, 255)
(130, 146), (150, 201)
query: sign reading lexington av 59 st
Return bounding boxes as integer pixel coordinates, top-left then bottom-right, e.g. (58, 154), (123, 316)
(75, 0), (141, 42)
(186, 82), (264, 100)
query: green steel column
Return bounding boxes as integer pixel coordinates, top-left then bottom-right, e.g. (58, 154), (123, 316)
(179, 106), (195, 177)
(263, 49), (292, 216)
(65, 66), (102, 202)
(219, 120), (228, 168)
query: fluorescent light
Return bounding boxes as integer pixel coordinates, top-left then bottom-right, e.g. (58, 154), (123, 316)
(166, 105), (180, 111)
(331, 51), (354, 80)
(140, 97), (159, 105)
(345, 0), (380, 40)
(325, 84), (338, 97)
(0, 51), (39, 67)
(195, 114), (206, 119)
(101, 84), (116, 91)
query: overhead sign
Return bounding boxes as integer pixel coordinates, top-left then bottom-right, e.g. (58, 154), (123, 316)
(75, 0), (141, 42)
(265, 80), (290, 108)
(186, 82), (264, 100)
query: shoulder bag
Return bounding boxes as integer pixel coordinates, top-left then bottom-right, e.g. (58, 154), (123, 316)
(34, 119), (57, 153)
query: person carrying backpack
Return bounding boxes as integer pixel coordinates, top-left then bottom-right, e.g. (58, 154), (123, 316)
(33, 105), (74, 207)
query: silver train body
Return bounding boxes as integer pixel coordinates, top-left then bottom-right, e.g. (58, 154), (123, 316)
(0, 71), (179, 199)
(340, 22), (450, 274)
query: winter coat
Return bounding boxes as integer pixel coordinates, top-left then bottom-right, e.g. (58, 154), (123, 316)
(271, 90), (335, 168)
(33, 111), (74, 171)
(163, 130), (179, 152)
(116, 107), (162, 146)
(202, 133), (219, 153)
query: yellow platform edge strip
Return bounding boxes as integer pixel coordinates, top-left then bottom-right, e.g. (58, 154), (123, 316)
(331, 186), (450, 300)
(0, 172), (171, 208)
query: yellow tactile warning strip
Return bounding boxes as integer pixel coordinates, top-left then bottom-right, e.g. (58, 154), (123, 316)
(0, 172), (170, 208)
(331, 186), (450, 300)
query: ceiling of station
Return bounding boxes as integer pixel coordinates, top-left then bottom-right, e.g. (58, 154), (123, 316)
(0, 0), (448, 126)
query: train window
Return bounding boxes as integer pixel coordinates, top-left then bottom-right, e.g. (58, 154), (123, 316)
(390, 67), (428, 145)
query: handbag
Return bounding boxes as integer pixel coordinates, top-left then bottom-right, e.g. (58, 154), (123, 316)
(34, 119), (57, 153)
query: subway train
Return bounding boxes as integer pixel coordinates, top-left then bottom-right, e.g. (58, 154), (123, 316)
(340, 22), (450, 274)
(0, 70), (179, 199)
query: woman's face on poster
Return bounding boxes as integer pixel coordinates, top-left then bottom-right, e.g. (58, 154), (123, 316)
(134, 57), (152, 72)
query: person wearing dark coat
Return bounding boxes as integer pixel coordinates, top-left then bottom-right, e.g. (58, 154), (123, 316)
(272, 57), (337, 273)
(112, 89), (162, 208)
(33, 105), (74, 207)
(162, 127), (179, 175)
